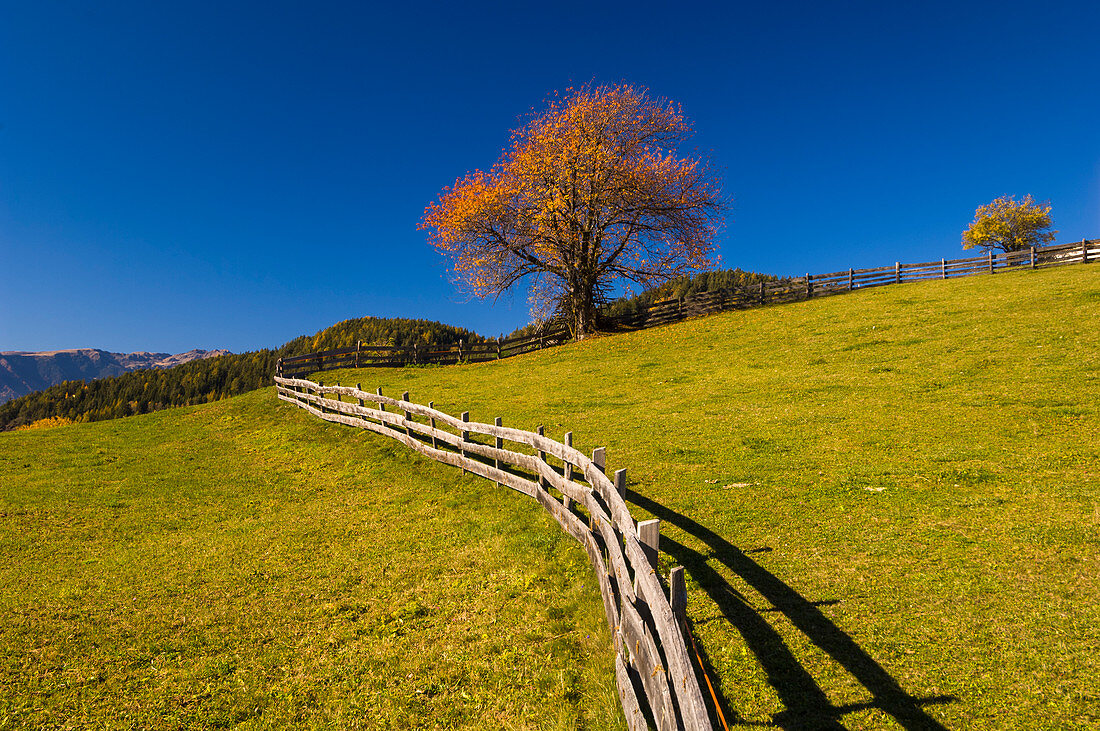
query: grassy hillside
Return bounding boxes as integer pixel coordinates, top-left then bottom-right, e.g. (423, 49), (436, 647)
(313, 264), (1099, 729)
(0, 391), (620, 728)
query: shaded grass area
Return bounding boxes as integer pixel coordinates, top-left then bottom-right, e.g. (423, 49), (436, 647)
(0, 390), (621, 729)
(322, 264), (1100, 729)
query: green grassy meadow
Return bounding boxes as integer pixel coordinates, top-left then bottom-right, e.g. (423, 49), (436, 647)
(2, 263), (1098, 729)
(0, 392), (620, 729)
(318, 264), (1098, 729)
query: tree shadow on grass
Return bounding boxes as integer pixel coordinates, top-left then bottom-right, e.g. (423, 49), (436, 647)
(627, 488), (955, 730)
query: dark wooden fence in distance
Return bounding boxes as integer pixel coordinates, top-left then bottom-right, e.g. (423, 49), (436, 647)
(274, 376), (715, 730)
(278, 327), (570, 378)
(277, 239), (1096, 379)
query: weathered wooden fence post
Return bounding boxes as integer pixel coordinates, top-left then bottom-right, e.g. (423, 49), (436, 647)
(805, 273), (812, 299)
(355, 340), (361, 368)
(669, 566), (687, 622)
(638, 519), (660, 569)
(759, 280), (765, 305)
(563, 431), (574, 509)
(536, 425), (547, 488)
(402, 392), (412, 438)
(895, 262), (901, 284)
(614, 468), (627, 500)
(988, 250), (994, 274)
(377, 387), (384, 413)
(636, 518), (660, 596)
(592, 447), (606, 473)
(590, 448), (606, 531)
(1084, 238), (1091, 264)
(457, 339), (464, 363)
(318, 380), (325, 415)
(941, 258), (947, 279)
(428, 401), (437, 449)
(1030, 246), (1037, 269)
(848, 268), (854, 291)
(494, 417), (502, 470)
(460, 411), (470, 474)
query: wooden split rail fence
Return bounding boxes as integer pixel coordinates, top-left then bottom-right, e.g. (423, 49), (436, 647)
(277, 327), (570, 379)
(274, 376), (715, 731)
(616, 238), (1098, 324)
(762, 238), (1098, 303)
(276, 239), (1096, 380)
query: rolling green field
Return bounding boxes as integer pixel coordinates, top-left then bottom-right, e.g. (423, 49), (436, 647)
(3, 263), (1098, 729)
(318, 264), (1098, 729)
(0, 393), (620, 729)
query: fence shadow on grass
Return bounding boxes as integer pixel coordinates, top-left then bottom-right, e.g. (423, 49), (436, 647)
(627, 488), (956, 730)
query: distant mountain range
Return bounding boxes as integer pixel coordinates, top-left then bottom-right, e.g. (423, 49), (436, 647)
(0, 348), (231, 404)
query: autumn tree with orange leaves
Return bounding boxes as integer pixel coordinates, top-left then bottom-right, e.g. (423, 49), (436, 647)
(420, 84), (726, 339)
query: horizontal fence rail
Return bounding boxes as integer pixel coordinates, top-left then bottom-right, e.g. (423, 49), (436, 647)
(275, 376), (715, 730)
(276, 239), (1096, 379)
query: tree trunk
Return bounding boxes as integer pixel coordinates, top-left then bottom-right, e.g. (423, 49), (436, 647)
(568, 281), (597, 341)
(574, 306), (590, 340)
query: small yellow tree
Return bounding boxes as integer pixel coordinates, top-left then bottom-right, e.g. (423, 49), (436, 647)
(962, 194), (1056, 253)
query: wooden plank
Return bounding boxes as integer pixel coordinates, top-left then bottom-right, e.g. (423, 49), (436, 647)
(641, 314), (682, 327)
(848, 263), (901, 276)
(1039, 241), (1083, 253)
(615, 654), (649, 731)
(281, 345), (360, 363)
(621, 598), (678, 730)
(352, 344), (413, 352)
(643, 314), (686, 326)
(944, 264), (993, 276)
(895, 263), (944, 275)
(851, 269), (902, 282)
(942, 253), (990, 265)
(594, 512), (638, 607)
(501, 328), (570, 351)
(626, 539), (711, 731)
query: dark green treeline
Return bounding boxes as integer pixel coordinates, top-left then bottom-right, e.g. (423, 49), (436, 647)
(0, 316), (486, 430)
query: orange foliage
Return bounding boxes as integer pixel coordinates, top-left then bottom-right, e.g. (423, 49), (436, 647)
(420, 84), (726, 337)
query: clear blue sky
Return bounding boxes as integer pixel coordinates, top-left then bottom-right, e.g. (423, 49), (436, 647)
(2, 1), (1097, 354)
